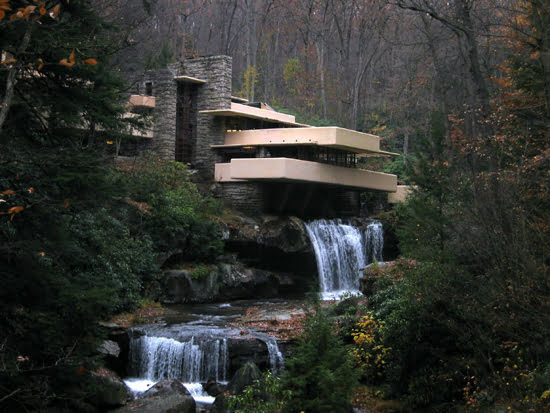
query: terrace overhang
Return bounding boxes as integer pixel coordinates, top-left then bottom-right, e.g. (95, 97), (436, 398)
(128, 94), (156, 109)
(211, 127), (399, 155)
(200, 103), (309, 127)
(215, 158), (397, 192)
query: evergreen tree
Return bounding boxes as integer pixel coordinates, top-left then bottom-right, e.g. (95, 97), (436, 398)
(0, 1), (156, 410)
(283, 305), (358, 413)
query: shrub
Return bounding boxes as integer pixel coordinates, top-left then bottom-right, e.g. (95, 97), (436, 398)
(350, 313), (391, 384)
(228, 371), (291, 413)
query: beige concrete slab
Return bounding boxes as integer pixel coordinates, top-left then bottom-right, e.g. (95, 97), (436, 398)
(216, 158), (397, 192)
(219, 127), (385, 154)
(173, 75), (207, 84)
(231, 96), (249, 103)
(200, 103), (309, 127)
(128, 94), (156, 108)
(214, 163), (246, 182)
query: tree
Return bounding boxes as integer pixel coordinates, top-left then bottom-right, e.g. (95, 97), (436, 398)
(0, 1), (150, 410)
(283, 305), (358, 413)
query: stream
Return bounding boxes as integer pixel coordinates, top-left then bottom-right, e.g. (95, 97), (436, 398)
(123, 219), (384, 406)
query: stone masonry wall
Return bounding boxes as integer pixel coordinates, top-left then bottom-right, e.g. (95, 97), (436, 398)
(140, 66), (179, 159)
(183, 56), (232, 179)
(221, 183), (265, 215)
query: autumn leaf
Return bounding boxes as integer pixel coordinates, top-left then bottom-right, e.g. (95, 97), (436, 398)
(8, 206), (24, 220)
(50, 3), (60, 18)
(10, 10), (23, 20)
(82, 58), (97, 65)
(28, 187), (34, 194)
(1, 58), (16, 66)
(1, 189), (15, 195)
(37, 58), (44, 70)
(0, 0), (11, 18)
(59, 49), (75, 67)
(18, 5), (36, 20)
(63, 199), (69, 209)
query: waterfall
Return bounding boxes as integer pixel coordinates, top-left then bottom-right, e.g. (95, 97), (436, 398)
(251, 332), (284, 375)
(129, 335), (228, 383)
(305, 219), (383, 296)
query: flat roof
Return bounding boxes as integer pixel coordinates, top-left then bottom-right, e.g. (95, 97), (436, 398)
(173, 75), (207, 84)
(231, 96), (249, 103)
(200, 102), (309, 127)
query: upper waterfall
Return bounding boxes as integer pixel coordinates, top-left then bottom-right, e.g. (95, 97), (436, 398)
(305, 219), (383, 298)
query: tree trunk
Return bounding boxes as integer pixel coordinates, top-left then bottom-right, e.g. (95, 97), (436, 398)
(0, 26), (32, 135)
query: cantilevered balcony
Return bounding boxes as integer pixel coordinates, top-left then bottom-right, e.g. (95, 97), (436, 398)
(127, 94), (156, 109)
(201, 102), (308, 127)
(212, 127), (398, 156)
(215, 158), (397, 192)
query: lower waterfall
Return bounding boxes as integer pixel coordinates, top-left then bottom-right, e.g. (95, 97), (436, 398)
(129, 334), (229, 383)
(305, 219), (383, 298)
(125, 324), (284, 404)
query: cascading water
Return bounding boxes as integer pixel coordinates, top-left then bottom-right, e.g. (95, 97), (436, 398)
(124, 323), (284, 404)
(129, 335), (229, 383)
(305, 219), (383, 298)
(250, 331), (284, 375)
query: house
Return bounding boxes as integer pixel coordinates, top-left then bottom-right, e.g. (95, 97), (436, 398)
(124, 55), (398, 217)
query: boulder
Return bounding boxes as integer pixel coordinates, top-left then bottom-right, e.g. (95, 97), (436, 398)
(139, 378), (190, 399)
(210, 392), (231, 413)
(227, 361), (262, 395)
(88, 369), (130, 409)
(113, 379), (195, 413)
(257, 216), (311, 253)
(227, 337), (269, 376)
(112, 394), (195, 413)
(162, 270), (193, 304)
(98, 340), (120, 358)
(161, 264), (286, 304)
(203, 378), (226, 397)
(359, 261), (393, 297)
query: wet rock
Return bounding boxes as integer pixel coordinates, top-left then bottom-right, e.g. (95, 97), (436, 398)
(161, 264), (287, 304)
(227, 361), (262, 395)
(112, 394), (195, 413)
(98, 340), (120, 358)
(114, 379), (195, 413)
(203, 378), (226, 397)
(227, 338), (269, 377)
(256, 216), (311, 253)
(163, 270), (193, 304)
(140, 378), (190, 399)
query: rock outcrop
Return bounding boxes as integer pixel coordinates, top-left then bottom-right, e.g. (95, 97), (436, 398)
(160, 214), (319, 304)
(113, 379), (195, 413)
(162, 264), (291, 304)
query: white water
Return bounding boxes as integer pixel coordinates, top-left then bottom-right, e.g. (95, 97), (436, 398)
(126, 327), (284, 404)
(305, 219), (383, 299)
(123, 379), (216, 405)
(250, 332), (285, 375)
(129, 335), (228, 382)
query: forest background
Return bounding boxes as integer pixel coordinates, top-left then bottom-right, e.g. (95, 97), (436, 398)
(0, 0), (549, 411)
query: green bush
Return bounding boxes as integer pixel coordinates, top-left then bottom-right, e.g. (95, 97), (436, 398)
(122, 156), (224, 264)
(191, 264), (212, 280)
(229, 371), (292, 413)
